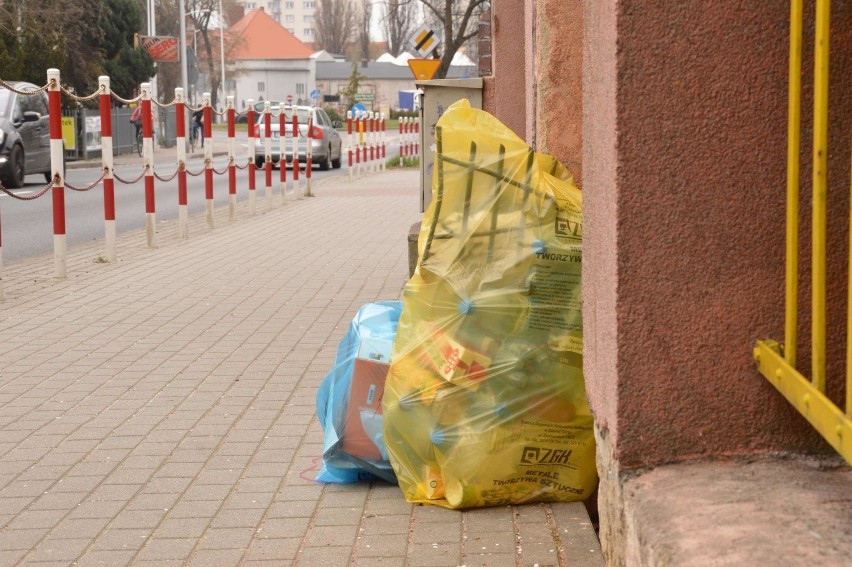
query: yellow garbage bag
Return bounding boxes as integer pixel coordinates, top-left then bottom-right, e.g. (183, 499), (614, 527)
(383, 99), (596, 509)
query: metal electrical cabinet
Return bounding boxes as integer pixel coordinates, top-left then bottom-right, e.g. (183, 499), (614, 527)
(414, 78), (483, 212)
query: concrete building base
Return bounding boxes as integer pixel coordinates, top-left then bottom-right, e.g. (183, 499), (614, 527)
(597, 427), (852, 566)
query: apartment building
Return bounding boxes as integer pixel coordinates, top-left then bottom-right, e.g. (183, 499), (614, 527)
(238, 0), (319, 46)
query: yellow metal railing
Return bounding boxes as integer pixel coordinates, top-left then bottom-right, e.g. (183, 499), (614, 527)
(753, 0), (851, 466)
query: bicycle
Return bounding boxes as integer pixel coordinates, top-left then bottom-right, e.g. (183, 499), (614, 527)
(134, 128), (143, 156)
(189, 122), (203, 152)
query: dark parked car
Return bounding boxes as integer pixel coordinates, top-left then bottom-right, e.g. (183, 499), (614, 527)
(254, 105), (342, 170)
(0, 81), (52, 188)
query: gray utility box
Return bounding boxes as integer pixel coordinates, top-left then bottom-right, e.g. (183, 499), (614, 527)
(414, 78), (483, 213)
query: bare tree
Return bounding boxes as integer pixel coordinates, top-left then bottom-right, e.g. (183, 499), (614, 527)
(359, 0), (372, 61)
(314, 0), (356, 55)
(418, 0), (488, 79)
(382, 0), (416, 57)
(185, 0), (241, 110)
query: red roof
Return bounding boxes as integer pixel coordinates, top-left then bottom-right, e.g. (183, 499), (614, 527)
(230, 8), (313, 60)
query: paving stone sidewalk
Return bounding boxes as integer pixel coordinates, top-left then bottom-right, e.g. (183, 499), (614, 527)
(0, 168), (602, 566)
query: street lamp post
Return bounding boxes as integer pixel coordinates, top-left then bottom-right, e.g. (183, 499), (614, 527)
(179, 2), (188, 108)
(219, 0), (227, 120)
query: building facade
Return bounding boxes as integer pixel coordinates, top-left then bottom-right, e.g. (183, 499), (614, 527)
(237, 0), (319, 45)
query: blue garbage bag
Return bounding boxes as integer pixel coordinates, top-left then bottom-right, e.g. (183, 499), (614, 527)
(315, 301), (403, 483)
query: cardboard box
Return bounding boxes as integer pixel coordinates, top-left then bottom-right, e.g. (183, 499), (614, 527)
(341, 357), (390, 460)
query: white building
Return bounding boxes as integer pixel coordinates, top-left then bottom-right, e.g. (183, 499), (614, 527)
(229, 8), (316, 110)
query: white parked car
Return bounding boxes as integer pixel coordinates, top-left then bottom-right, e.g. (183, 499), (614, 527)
(254, 105), (342, 170)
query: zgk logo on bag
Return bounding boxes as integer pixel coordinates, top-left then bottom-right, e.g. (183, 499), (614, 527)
(520, 446), (573, 467)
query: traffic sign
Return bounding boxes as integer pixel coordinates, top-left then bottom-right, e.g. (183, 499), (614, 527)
(353, 93), (375, 103)
(351, 103), (366, 114)
(286, 94), (293, 104)
(408, 25), (440, 58)
(408, 58), (442, 81)
(310, 88), (321, 100)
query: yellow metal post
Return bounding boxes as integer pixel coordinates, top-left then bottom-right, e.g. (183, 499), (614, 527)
(812, 0), (829, 393)
(786, 0), (803, 367)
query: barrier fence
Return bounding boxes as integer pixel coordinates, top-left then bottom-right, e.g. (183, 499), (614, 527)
(0, 69), (411, 300)
(753, 0), (852, 467)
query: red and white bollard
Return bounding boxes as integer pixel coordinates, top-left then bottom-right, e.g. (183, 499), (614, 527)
(402, 117), (409, 162)
(227, 95), (237, 221)
(347, 110), (353, 181)
(175, 87), (189, 238)
(305, 114), (314, 197)
(99, 76), (117, 260)
(414, 116), (420, 156)
(398, 116), (404, 162)
(292, 111), (301, 198)
(380, 113), (386, 172)
(263, 101), (272, 210)
(368, 111), (375, 174)
(356, 111), (363, 179)
(141, 82), (156, 248)
(246, 98), (256, 215)
(278, 106), (287, 205)
(48, 69), (67, 276)
(203, 92), (214, 227)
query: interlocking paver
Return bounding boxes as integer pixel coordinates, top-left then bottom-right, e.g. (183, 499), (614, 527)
(0, 167), (601, 566)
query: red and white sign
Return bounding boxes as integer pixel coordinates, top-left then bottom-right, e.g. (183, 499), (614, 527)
(139, 36), (180, 63)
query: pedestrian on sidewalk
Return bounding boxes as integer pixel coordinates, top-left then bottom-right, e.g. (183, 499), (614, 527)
(192, 110), (204, 148)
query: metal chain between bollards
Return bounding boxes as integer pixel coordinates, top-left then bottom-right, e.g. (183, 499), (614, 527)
(66, 169), (108, 191)
(0, 180), (54, 200)
(0, 78), (50, 94)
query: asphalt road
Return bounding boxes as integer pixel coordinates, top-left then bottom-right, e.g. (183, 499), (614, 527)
(0, 155), (346, 263)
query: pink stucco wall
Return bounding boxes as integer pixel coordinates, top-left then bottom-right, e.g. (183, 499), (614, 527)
(582, 1), (852, 468)
(536, 0), (584, 182)
(483, 0), (529, 141)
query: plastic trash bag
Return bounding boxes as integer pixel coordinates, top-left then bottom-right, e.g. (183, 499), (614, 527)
(316, 301), (403, 483)
(383, 100), (596, 508)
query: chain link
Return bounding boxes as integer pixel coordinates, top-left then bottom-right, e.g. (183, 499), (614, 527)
(114, 165), (149, 184)
(186, 103), (205, 113)
(66, 169), (108, 191)
(210, 161), (228, 175)
(110, 91), (143, 105)
(60, 84), (105, 102)
(153, 165), (180, 182)
(0, 180), (54, 200)
(153, 97), (180, 109)
(186, 163), (206, 177)
(0, 78), (51, 95)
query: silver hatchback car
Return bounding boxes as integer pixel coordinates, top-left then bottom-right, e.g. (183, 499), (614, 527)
(254, 106), (342, 171)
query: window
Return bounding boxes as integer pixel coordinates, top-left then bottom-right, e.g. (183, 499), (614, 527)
(287, 28), (295, 34)
(258, 81), (266, 92)
(303, 1), (316, 8)
(304, 28), (315, 36)
(245, 2), (256, 8)
(285, 1), (294, 8)
(269, 1), (280, 8)
(296, 83), (305, 95)
(19, 92), (48, 117)
(285, 15), (294, 22)
(303, 14), (314, 22)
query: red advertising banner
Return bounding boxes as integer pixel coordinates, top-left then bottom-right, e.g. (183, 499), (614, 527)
(140, 36), (180, 63)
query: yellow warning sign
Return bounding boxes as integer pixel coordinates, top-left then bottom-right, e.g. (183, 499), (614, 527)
(408, 59), (442, 81)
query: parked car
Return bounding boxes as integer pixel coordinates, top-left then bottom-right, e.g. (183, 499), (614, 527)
(254, 105), (342, 170)
(235, 100), (281, 124)
(0, 81), (52, 188)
